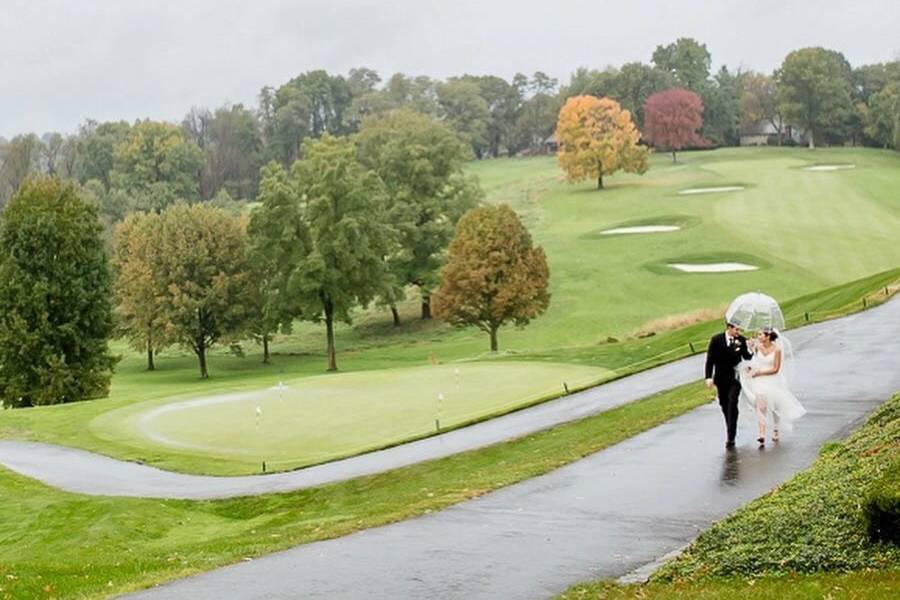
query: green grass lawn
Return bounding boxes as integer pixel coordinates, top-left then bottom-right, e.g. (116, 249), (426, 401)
(89, 362), (605, 473)
(558, 392), (900, 599)
(1, 147), (898, 475)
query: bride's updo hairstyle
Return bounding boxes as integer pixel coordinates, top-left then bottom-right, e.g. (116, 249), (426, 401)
(762, 327), (779, 341)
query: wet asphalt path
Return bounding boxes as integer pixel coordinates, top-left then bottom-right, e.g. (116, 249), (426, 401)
(114, 298), (900, 599)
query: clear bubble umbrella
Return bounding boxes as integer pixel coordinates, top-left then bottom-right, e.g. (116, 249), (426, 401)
(725, 292), (785, 331)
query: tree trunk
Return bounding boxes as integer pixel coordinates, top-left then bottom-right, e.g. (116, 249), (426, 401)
(197, 339), (208, 379)
(808, 131), (815, 149)
(489, 325), (499, 352)
(146, 339), (155, 371)
(324, 296), (337, 371)
(672, 150), (677, 163)
(421, 295), (432, 320)
(391, 305), (401, 327)
(597, 159), (604, 189)
(262, 335), (270, 364)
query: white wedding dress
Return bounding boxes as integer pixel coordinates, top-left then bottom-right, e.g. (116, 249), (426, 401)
(739, 347), (806, 431)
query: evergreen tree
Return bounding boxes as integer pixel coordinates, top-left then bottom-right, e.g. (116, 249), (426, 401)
(0, 178), (117, 407)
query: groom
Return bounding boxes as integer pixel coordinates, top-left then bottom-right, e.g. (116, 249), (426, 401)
(705, 320), (753, 448)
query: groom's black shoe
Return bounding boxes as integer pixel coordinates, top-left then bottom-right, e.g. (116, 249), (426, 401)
(725, 441), (736, 449)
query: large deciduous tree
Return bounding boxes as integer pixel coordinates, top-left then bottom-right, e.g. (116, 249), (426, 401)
(740, 72), (783, 143)
(0, 178), (117, 407)
(0, 134), (42, 207)
(356, 109), (481, 323)
(652, 38), (711, 92)
(701, 66), (743, 146)
(643, 88), (707, 161)
(862, 81), (900, 149)
(433, 204), (550, 352)
(154, 204), (255, 378)
(556, 95), (649, 189)
(250, 136), (395, 371)
(75, 120), (131, 187)
(182, 104), (263, 200)
(112, 212), (168, 370)
(776, 47), (854, 148)
(458, 75), (523, 157)
(266, 70), (353, 164)
(437, 79), (491, 157)
(110, 120), (204, 211)
(613, 63), (675, 127)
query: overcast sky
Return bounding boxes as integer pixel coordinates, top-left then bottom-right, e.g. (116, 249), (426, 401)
(2, 0), (898, 137)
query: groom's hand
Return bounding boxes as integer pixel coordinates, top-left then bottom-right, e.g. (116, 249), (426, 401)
(705, 378), (714, 389)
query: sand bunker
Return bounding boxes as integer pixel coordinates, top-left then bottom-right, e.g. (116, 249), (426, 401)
(678, 186), (744, 195)
(600, 225), (680, 235)
(804, 164), (856, 171)
(669, 262), (758, 273)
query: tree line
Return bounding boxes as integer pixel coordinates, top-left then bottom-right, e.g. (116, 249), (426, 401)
(1, 37), (897, 407)
(2, 38), (898, 211)
(0, 110), (550, 406)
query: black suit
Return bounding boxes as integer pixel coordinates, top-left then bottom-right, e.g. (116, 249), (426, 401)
(705, 332), (752, 444)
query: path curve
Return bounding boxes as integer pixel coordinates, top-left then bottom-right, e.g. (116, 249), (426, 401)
(121, 296), (900, 599)
(0, 299), (896, 501)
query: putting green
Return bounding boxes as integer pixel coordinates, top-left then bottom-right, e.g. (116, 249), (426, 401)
(92, 362), (607, 470)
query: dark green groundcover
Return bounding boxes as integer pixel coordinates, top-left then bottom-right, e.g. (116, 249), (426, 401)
(865, 448), (900, 544)
(656, 393), (900, 581)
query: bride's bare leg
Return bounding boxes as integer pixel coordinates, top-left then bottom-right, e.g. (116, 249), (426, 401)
(772, 412), (780, 441)
(756, 396), (768, 442)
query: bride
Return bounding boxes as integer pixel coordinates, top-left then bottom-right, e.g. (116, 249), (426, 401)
(740, 327), (806, 446)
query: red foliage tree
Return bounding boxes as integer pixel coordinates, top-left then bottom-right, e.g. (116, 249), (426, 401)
(643, 88), (707, 161)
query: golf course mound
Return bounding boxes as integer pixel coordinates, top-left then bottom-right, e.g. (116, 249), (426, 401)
(92, 362), (608, 471)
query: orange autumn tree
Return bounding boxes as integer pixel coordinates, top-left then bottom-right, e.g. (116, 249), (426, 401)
(433, 204), (550, 352)
(556, 95), (650, 189)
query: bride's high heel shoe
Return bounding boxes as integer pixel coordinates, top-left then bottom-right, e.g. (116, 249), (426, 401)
(757, 437), (765, 447)
(772, 430), (780, 442)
